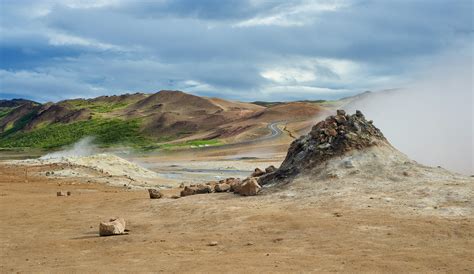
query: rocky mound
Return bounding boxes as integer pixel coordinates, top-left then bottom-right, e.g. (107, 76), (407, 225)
(259, 110), (390, 185)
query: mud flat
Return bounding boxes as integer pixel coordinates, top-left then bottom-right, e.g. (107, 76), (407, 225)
(1, 162), (473, 273)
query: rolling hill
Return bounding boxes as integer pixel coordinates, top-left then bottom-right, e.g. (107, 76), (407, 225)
(0, 90), (334, 150)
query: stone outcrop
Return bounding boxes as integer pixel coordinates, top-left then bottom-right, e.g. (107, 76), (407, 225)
(259, 110), (388, 186)
(99, 217), (126, 236)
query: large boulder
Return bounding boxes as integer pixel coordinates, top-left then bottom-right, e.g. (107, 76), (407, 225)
(99, 217), (126, 236)
(239, 178), (261, 196)
(148, 188), (162, 199)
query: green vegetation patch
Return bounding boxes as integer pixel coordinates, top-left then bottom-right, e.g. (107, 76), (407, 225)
(0, 108), (13, 119)
(145, 139), (222, 151)
(67, 100), (131, 113)
(0, 118), (151, 149)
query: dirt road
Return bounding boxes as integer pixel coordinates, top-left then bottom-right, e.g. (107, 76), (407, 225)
(1, 164), (472, 273)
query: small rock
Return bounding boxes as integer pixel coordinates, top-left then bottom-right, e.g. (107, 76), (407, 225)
(333, 212), (343, 217)
(402, 171), (410, 177)
(215, 183), (230, 192)
(148, 188), (162, 199)
(208, 241), (218, 246)
(195, 184), (212, 194)
(99, 217), (126, 236)
(56, 191), (66, 197)
(230, 179), (243, 193)
(265, 165), (277, 173)
(170, 195), (181, 199)
(180, 186), (197, 197)
(334, 115), (347, 124)
(179, 182), (185, 188)
(251, 168), (265, 177)
(66, 191), (71, 196)
(239, 178), (261, 196)
(336, 109), (346, 116)
(343, 160), (354, 168)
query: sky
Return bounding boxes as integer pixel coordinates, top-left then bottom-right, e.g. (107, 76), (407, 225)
(0, 0), (472, 102)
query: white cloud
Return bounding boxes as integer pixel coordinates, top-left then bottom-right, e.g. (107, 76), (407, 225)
(261, 67), (316, 84)
(234, 0), (349, 27)
(47, 32), (123, 51)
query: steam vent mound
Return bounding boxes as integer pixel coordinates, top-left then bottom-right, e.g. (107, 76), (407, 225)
(259, 110), (390, 186)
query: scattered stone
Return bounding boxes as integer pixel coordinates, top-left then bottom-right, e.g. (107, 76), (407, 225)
(333, 212), (343, 217)
(46, 171), (50, 176)
(251, 168), (265, 177)
(265, 165), (277, 173)
(170, 195), (181, 199)
(215, 183), (230, 192)
(99, 217), (126, 236)
(239, 178), (261, 196)
(246, 242), (254, 246)
(148, 188), (163, 199)
(56, 191), (66, 197)
(66, 191), (71, 196)
(402, 171), (410, 177)
(208, 241), (218, 246)
(179, 182), (185, 188)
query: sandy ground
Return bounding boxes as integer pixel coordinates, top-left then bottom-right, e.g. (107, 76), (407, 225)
(1, 162), (473, 273)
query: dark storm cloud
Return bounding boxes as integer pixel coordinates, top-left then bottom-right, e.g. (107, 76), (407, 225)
(0, 0), (472, 102)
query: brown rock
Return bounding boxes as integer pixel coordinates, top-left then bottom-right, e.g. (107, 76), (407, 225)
(251, 168), (265, 177)
(265, 165), (277, 173)
(195, 184), (212, 194)
(56, 191), (66, 197)
(334, 115), (347, 124)
(215, 183), (231, 192)
(148, 188), (162, 199)
(180, 186), (197, 197)
(230, 180), (243, 193)
(99, 217), (126, 236)
(326, 128), (337, 137)
(239, 178), (261, 196)
(336, 109), (346, 116)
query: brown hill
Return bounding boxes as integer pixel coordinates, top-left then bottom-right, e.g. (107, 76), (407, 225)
(0, 90), (329, 148)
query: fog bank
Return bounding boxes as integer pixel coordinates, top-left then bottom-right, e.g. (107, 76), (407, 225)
(345, 56), (473, 175)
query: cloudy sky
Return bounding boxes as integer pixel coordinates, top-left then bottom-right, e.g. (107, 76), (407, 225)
(0, 0), (472, 102)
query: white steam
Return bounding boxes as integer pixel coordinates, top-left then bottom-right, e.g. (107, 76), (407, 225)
(41, 137), (97, 159)
(345, 54), (473, 175)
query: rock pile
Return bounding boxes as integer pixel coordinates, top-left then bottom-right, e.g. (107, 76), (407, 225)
(178, 176), (263, 197)
(259, 110), (388, 185)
